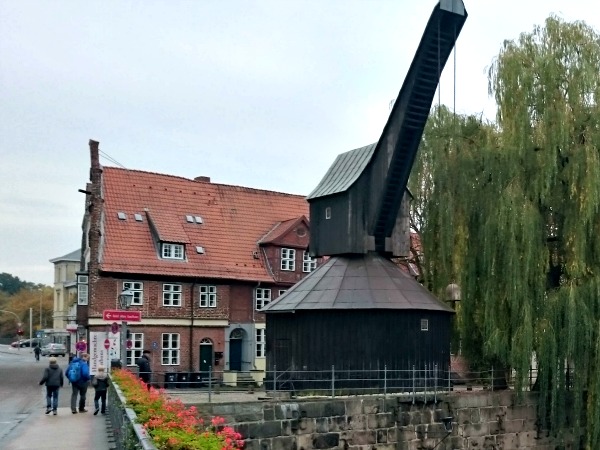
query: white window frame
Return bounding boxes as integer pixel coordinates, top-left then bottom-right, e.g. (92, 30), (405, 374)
(421, 319), (429, 331)
(199, 285), (217, 308)
(123, 281), (143, 306)
(77, 275), (88, 305)
(278, 289), (287, 297)
(281, 248), (296, 271)
(256, 328), (266, 358)
(302, 251), (317, 273)
(162, 283), (182, 307)
(126, 332), (144, 366)
(255, 288), (272, 310)
(161, 243), (184, 260)
(161, 333), (180, 365)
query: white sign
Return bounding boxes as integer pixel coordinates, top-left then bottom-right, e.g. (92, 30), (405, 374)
(89, 331), (120, 375)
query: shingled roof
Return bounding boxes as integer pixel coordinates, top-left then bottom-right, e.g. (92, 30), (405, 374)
(99, 167), (308, 281)
(262, 252), (453, 313)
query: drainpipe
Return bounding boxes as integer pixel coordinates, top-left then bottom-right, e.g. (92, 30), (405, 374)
(189, 282), (195, 373)
(251, 281), (260, 370)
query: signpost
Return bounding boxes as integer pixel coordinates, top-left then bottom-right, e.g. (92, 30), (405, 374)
(102, 310), (141, 322)
(104, 338), (110, 350)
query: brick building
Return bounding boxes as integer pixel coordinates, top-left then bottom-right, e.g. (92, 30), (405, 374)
(77, 140), (319, 383)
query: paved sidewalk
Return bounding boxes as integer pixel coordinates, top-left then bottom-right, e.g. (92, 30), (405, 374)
(3, 406), (114, 450)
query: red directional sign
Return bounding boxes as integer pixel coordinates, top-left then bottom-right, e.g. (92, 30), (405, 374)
(102, 310), (142, 322)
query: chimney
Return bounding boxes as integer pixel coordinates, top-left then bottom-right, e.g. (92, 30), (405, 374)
(194, 176), (211, 183)
(89, 140), (100, 170)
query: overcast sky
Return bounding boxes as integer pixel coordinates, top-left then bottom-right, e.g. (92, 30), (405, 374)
(0, 0), (597, 286)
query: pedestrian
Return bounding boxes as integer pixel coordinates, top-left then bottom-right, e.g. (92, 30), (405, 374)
(33, 344), (41, 362)
(67, 352), (91, 413)
(92, 366), (110, 415)
(39, 356), (64, 415)
(136, 350), (152, 389)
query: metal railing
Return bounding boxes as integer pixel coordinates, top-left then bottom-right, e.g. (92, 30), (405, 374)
(263, 365), (544, 400)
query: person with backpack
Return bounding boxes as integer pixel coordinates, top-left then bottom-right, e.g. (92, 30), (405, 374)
(91, 366), (110, 415)
(39, 356), (64, 415)
(67, 352), (91, 413)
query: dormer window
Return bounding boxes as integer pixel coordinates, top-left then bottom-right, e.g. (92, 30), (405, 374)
(281, 248), (296, 271)
(162, 243), (184, 260)
(303, 251), (317, 273)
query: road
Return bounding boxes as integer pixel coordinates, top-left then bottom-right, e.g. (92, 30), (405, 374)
(0, 345), (71, 445)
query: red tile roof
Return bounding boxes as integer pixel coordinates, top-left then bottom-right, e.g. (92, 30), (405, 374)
(258, 216), (308, 246)
(100, 167), (309, 281)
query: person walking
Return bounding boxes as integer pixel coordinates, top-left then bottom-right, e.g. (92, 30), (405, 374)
(136, 350), (152, 389)
(33, 344), (41, 362)
(92, 366), (110, 415)
(39, 356), (64, 415)
(67, 352), (91, 413)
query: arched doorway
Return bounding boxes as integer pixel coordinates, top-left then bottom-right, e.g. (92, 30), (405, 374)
(229, 328), (244, 371)
(199, 338), (213, 375)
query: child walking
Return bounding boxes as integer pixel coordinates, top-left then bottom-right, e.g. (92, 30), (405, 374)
(92, 366), (110, 415)
(39, 356), (64, 415)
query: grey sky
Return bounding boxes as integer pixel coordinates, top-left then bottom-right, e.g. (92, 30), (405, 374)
(0, 0), (597, 285)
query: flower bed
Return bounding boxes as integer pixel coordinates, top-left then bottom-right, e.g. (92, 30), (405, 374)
(112, 369), (244, 450)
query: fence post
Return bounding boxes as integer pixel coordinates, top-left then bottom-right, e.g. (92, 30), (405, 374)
(423, 363), (429, 405)
(434, 363), (437, 404)
(208, 365), (212, 403)
(384, 365), (387, 397)
(491, 366), (494, 392)
(412, 365), (416, 404)
(274, 365), (277, 397)
(331, 365), (335, 398)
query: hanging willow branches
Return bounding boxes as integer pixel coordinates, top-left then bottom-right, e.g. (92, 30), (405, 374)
(409, 16), (600, 448)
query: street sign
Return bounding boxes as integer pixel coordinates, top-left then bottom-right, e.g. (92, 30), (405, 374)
(126, 339), (132, 349)
(104, 338), (110, 350)
(111, 322), (119, 334)
(76, 340), (87, 352)
(102, 310), (142, 322)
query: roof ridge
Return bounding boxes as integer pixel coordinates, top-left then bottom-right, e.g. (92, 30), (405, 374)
(103, 166), (307, 198)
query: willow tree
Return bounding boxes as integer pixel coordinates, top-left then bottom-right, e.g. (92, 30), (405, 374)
(410, 16), (600, 448)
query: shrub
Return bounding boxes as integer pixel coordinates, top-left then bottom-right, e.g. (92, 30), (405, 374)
(112, 369), (243, 450)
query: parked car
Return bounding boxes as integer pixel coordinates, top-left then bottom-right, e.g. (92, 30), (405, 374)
(41, 343), (67, 357)
(10, 338), (41, 348)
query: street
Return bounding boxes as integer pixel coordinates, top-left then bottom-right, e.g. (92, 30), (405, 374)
(0, 345), (72, 446)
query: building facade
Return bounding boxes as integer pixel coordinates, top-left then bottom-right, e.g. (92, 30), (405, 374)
(77, 140), (319, 382)
(49, 249), (80, 330)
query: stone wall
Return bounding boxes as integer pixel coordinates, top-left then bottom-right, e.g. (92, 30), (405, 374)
(194, 391), (584, 450)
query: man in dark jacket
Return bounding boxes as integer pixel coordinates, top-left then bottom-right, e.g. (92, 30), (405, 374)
(69, 352), (91, 413)
(39, 356), (64, 415)
(136, 350), (152, 389)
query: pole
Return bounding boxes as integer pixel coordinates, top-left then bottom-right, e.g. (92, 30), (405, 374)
(29, 308), (33, 349)
(120, 320), (128, 366)
(39, 289), (43, 330)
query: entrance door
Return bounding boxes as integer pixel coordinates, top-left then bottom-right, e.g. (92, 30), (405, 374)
(199, 339), (213, 376)
(229, 329), (243, 371)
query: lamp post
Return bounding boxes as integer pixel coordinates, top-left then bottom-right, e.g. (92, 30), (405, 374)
(118, 289), (134, 367)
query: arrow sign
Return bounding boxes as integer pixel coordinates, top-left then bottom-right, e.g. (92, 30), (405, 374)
(102, 310), (142, 322)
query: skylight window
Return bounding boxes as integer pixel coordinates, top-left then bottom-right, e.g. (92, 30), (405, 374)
(196, 246), (205, 254)
(186, 215), (194, 223)
(134, 214), (143, 222)
(194, 216), (203, 224)
(117, 212), (127, 220)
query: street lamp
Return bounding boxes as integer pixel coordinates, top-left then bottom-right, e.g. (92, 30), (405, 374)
(118, 289), (134, 367)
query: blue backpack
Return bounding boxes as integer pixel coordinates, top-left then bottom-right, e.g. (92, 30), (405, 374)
(67, 360), (82, 383)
